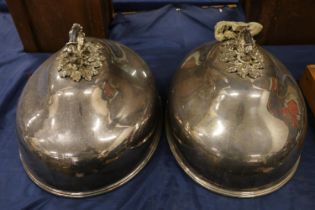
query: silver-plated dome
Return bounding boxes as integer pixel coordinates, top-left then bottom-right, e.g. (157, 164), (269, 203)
(166, 21), (307, 198)
(16, 24), (161, 197)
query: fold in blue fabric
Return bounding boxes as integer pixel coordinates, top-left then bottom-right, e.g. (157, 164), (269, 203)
(0, 0), (7, 12)
(1, 4), (315, 210)
(113, 0), (238, 11)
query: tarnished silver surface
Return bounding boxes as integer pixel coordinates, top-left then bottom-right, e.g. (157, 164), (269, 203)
(166, 21), (307, 197)
(16, 24), (161, 197)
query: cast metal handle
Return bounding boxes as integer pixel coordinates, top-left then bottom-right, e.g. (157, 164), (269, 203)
(56, 23), (106, 82)
(215, 21), (265, 79)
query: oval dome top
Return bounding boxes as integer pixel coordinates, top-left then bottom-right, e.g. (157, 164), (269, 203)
(167, 21), (307, 198)
(16, 23), (161, 197)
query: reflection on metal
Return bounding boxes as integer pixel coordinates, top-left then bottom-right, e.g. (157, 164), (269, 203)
(16, 24), (161, 197)
(167, 21), (307, 198)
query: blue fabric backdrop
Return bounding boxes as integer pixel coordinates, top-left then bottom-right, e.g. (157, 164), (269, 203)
(1, 3), (315, 210)
(113, 0), (238, 11)
(0, 0), (7, 12)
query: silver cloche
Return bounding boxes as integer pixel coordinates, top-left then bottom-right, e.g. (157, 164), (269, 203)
(166, 21), (307, 197)
(16, 24), (161, 197)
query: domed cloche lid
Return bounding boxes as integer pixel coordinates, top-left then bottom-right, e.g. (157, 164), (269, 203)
(167, 21), (307, 198)
(16, 24), (161, 197)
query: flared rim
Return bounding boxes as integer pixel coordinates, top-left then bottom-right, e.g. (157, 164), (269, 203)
(166, 118), (300, 198)
(20, 123), (161, 198)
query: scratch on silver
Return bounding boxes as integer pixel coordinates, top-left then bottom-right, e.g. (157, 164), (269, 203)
(57, 23), (106, 82)
(215, 21), (264, 79)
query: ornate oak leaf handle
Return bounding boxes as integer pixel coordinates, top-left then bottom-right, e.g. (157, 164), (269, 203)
(56, 23), (106, 82)
(214, 21), (264, 79)
(214, 21), (263, 42)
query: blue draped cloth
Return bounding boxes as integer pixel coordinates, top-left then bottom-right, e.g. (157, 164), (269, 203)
(0, 0), (7, 12)
(1, 3), (315, 210)
(113, 0), (238, 11)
